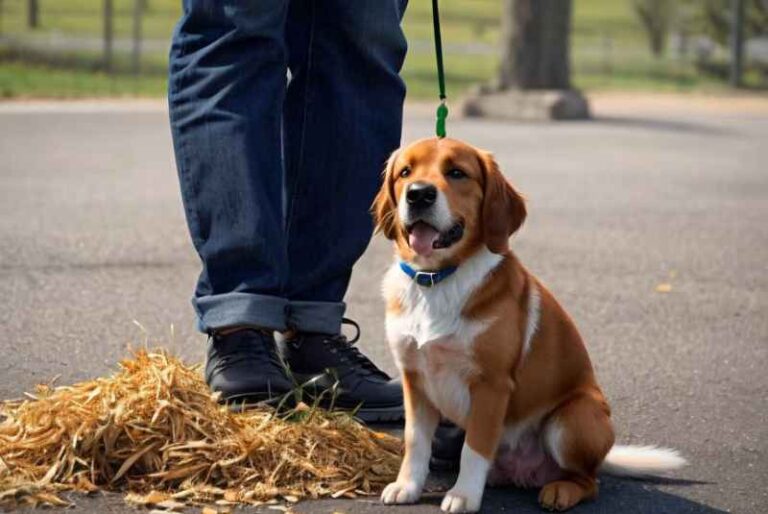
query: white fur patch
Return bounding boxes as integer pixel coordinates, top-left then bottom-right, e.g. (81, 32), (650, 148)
(543, 419), (566, 468)
(521, 282), (540, 361)
(383, 246), (502, 349)
(600, 445), (687, 477)
(441, 444), (490, 513)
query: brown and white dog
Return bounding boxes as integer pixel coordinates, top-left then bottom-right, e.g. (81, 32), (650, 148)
(373, 138), (685, 512)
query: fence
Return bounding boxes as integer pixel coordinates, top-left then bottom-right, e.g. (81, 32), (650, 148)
(0, 0), (763, 96)
(0, 0), (175, 74)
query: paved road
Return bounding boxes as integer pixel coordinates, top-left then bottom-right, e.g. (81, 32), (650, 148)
(1, 97), (767, 514)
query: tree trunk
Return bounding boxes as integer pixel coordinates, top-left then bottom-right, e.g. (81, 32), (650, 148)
(633, 0), (670, 59)
(103, 0), (114, 72)
(27, 0), (39, 29)
(498, 0), (572, 90)
(729, 0), (745, 87)
(131, 0), (144, 75)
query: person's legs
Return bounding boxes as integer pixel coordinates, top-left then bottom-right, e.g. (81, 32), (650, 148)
(169, 0), (296, 405)
(169, 0), (290, 333)
(275, 0), (408, 422)
(282, 0), (408, 334)
(168, 0), (409, 416)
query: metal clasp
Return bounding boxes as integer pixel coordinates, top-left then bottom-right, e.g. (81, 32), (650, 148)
(414, 271), (437, 287)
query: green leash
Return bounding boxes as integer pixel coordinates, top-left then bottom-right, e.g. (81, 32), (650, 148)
(431, 0), (448, 138)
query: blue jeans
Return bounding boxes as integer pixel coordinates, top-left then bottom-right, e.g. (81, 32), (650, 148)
(169, 0), (408, 335)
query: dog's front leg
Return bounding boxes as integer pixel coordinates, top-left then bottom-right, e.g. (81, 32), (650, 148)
(441, 380), (510, 513)
(382, 370), (439, 505)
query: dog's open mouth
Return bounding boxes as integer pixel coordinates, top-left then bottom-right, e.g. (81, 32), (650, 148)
(406, 221), (464, 257)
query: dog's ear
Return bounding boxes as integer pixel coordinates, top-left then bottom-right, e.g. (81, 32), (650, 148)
(372, 149), (401, 240)
(480, 151), (526, 254)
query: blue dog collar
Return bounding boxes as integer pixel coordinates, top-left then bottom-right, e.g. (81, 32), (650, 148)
(399, 261), (457, 287)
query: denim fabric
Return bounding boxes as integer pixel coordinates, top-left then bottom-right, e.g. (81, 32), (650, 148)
(169, 0), (408, 334)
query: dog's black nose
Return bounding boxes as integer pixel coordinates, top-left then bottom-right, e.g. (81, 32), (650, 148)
(406, 182), (437, 208)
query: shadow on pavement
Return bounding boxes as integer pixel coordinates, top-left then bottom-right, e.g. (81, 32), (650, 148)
(288, 475), (724, 514)
(480, 475), (724, 514)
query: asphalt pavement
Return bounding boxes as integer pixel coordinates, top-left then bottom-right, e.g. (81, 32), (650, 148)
(1, 95), (766, 514)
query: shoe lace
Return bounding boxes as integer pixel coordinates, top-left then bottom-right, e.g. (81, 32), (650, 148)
(322, 318), (389, 380)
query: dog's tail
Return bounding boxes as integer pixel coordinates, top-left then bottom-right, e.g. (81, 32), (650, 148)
(599, 445), (687, 478)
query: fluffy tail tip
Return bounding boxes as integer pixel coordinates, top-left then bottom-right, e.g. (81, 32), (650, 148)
(601, 445), (687, 478)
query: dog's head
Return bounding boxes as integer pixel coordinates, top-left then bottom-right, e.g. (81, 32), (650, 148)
(373, 137), (526, 269)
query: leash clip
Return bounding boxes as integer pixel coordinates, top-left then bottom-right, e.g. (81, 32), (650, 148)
(436, 99), (448, 139)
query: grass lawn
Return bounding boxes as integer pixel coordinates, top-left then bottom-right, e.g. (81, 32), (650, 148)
(0, 0), (759, 99)
(0, 60), (167, 98)
(1, 57), (737, 101)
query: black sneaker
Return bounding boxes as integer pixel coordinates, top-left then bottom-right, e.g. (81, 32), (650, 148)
(430, 421), (465, 471)
(205, 328), (296, 409)
(278, 318), (404, 424)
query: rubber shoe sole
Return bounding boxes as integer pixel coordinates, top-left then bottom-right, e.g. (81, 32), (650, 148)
(353, 404), (404, 424)
(297, 389), (404, 424)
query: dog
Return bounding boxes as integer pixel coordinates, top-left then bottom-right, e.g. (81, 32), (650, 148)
(373, 138), (685, 512)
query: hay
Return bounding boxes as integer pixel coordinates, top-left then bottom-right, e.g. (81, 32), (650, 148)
(0, 350), (402, 510)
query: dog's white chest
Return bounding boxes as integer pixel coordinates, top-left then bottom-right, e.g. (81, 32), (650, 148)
(386, 303), (481, 425)
(386, 311), (480, 425)
(383, 248), (503, 425)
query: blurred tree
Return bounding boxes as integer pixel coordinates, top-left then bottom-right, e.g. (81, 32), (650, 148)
(700, 0), (768, 45)
(632, 0), (674, 58)
(498, 0), (572, 89)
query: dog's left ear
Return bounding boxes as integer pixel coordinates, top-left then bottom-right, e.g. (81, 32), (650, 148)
(480, 151), (527, 254)
(371, 149), (401, 240)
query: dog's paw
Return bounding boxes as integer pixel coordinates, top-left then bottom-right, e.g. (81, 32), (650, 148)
(440, 488), (482, 513)
(381, 480), (422, 505)
(538, 481), (583, 511)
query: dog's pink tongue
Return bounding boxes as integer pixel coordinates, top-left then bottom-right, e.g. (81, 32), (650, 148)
(408, 222), (439, 257)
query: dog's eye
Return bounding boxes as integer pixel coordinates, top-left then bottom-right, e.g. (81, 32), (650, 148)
(446, 168), (467, 180)
(399, 167), (411, 178)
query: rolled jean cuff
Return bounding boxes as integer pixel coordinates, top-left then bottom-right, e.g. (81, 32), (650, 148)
(193, 292), (288, 333)
(288, 300), (346, 335)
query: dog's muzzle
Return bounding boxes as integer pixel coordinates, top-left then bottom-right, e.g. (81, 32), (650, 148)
(402, 182), (463, 257)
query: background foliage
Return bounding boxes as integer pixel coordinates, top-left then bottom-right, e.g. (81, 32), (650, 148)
(0, 0), (765, 98)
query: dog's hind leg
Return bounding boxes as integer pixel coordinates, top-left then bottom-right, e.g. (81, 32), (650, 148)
(539, 389), (615, 511)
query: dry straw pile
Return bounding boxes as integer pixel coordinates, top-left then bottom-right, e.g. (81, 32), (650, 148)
(0, 350), (401, 510)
